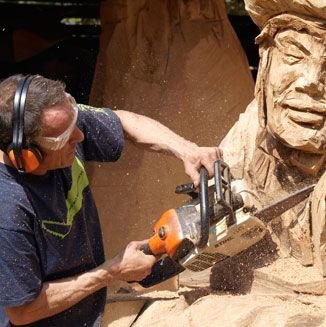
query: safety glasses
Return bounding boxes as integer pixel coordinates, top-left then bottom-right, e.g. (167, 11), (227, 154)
(35, 96), (79, 151)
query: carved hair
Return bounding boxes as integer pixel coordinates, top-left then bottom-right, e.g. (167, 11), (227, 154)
(244, 0), (326, 28)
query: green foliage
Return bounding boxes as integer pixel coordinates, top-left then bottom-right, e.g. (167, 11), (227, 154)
(225, 0), (247, 16)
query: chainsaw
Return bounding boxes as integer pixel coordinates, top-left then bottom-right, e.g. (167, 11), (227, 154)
(138, 160), (315, 288)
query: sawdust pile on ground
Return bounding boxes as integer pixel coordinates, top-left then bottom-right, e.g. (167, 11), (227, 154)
(258, 257), (323, 285)
(133, 290), (326, 327)
(130, 256), (326, 326)
(105, 245), (326, 326)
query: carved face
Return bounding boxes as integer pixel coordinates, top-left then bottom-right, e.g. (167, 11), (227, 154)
(265, 27), (326, 154)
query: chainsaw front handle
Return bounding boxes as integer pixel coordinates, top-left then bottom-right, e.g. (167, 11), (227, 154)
(197, 166), (209, 248)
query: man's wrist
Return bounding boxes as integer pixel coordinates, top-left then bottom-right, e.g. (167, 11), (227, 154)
(174, 139), (198, 161)
(99, 255), (123, 283)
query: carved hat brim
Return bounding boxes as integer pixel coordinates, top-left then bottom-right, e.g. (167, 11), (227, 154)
(244, 0), (326, 28)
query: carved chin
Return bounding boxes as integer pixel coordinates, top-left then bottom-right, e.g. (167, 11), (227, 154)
(267, 108), (326, 154)
(289, 151), (326, 176)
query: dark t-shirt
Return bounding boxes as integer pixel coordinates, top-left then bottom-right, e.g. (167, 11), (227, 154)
(0, 105), (124, 326)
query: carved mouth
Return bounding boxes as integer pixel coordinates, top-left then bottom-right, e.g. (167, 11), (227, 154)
(286, 108), (325, 128)
(283, 98), (326, 115)
(280, 96), (325, 128)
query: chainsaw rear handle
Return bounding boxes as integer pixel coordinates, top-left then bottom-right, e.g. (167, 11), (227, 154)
(138, 256), (185, 288)
(138, 237), (185, 288)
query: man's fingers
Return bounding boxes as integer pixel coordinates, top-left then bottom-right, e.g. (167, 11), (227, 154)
(183, 146), (223, 185)
(202, 161), (214, 178)
(216, 147), (223, 160)
(183, 161), (199, 185)
(136, 239), (150, 247)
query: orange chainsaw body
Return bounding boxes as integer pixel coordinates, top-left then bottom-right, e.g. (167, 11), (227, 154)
(148, 209), (184, 258)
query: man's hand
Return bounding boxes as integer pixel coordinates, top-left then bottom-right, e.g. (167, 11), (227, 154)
(105, 240), (157, 282)
(182, 144), (223, 187)
(4, 240), (156, 325)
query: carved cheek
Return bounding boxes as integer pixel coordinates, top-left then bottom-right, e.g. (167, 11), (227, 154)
(300, 59), (324, 86)
(264, 57), (288, 130)
(268, 54), (297, 95)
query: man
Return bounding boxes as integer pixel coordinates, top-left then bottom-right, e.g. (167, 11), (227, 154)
(220, 0), (325, 280)
(0, 74), (221, 326)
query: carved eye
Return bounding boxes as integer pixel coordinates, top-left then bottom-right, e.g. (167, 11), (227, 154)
(276, 37), (308, 65)
(282, 51), (303, 64)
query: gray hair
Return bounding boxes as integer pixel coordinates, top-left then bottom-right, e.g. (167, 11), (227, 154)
(0, 74), (67, 151)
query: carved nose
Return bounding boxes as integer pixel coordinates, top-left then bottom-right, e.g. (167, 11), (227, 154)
(295, 76), (324, 97)
(295, 59), (325, 97)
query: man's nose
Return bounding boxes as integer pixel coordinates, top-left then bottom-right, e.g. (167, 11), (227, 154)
(295, 63), (325, 97)
(69, 127), (84, 145)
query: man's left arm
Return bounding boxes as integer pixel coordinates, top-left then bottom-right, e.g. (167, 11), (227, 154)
(115, 110), (222, 187)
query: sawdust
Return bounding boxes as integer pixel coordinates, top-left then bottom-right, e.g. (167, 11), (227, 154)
(257, 257), (323, 285)
(133, 290), (326, 327)
(131, 257), (326, 326)
(106, 289), (180, 303)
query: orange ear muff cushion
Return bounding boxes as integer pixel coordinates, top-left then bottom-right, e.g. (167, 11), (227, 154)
(8, 146), (42, 173)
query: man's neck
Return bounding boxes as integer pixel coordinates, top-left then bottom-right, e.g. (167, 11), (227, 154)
(0, 150), (48, 175)
(0, 150), (12, 166)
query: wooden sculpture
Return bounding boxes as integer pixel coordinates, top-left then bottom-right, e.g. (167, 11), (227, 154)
(221, 0), (326, 277)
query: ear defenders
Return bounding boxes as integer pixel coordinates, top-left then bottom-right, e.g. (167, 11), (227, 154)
(7, 75), (43, 173)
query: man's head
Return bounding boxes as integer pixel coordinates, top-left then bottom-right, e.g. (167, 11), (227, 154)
(0, 74), (84, 174)
(256, 15), (325, 152)
(245, 0), (326, 174)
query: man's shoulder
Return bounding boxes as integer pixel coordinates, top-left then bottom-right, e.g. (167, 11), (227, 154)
(0, 167), (24, 196)
(76, 104), (124, 162)
(76, 103), (118, 121)
(0, 166), (34, 228)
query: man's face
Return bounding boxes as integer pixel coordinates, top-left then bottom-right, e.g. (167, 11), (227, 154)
(34, 97), (84, 174)
(265, 27), (326, 154)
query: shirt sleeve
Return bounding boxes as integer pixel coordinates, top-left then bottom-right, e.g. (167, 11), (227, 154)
(0, 188), (42, 307)
(76, 104), (124, 162)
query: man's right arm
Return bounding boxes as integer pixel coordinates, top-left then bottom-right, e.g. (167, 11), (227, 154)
(5, 240), (156, 326)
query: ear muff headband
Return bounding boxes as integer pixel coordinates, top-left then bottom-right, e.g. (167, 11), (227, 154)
(9, 75), (42, 173)
(12, 76), (31, 170)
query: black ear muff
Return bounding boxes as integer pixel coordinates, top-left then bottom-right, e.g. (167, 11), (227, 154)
(7, 75), (43, 173)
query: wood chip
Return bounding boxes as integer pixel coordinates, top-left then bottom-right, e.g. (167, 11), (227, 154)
(106, 290), (180, 303)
